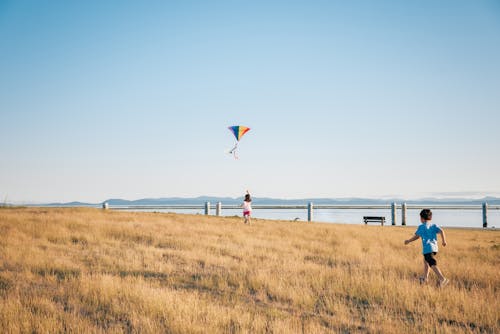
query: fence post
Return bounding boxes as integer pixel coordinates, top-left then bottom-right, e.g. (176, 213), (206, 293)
(216, 202), (222, 216)
(482, 202), (488, 228)
(102, 202), (109, 210)
(401, 203), (407, 226)
(391, 202), (397, 226)
(308, 202), (314, 222)
(205, 202), (210, 215)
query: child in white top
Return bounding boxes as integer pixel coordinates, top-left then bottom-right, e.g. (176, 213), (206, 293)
(242, 191), (252, 224)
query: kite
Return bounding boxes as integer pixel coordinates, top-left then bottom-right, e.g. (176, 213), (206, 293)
(228, 125), (250, 159)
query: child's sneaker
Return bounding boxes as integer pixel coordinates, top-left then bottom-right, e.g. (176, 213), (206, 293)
(439, 278), (449, 287)
(419, 276), (427, 284)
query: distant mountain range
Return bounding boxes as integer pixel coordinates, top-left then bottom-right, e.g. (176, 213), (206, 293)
(41, 196), (500, 207)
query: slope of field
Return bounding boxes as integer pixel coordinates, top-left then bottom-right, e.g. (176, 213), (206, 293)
(0, 208), (498, 333)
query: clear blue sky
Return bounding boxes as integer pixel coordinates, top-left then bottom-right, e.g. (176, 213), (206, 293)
(1, 0), (499, 203)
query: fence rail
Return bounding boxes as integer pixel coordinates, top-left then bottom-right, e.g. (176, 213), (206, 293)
(104, 202), (500, 228)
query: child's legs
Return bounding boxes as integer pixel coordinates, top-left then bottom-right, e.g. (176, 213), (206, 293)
(423, 260), (430, 279)
(430, 265), (445, 281)
(424, 252), (445, 281)
(244, 211), (251, 224)
(243, 211), (251, 224)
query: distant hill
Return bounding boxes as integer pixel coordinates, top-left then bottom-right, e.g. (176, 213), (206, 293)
(41, 196), (500, 207)
(40, 201), (97, 207)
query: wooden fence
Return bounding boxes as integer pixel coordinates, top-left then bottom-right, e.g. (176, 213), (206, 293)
(104, 202), (500, 228)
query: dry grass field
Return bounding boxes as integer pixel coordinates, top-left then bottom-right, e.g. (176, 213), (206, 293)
(0, 207), (498, 333)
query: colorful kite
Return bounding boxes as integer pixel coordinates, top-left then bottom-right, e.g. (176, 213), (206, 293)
(228, 125), (250, 159)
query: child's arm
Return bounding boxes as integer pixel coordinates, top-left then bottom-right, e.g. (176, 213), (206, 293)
(404, 234), (419, 245)
(439, 229), (447, 246)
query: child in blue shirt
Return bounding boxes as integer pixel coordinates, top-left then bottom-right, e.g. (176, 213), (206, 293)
(405, 209), (449, 287)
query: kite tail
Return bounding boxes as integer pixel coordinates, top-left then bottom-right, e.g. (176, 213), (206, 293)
(229, 143), (239, 159)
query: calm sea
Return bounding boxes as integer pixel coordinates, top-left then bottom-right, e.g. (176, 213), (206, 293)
(134, 208), (500, 229)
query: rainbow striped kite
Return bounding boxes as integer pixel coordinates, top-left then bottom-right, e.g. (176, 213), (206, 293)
(228, 125), (250, 159)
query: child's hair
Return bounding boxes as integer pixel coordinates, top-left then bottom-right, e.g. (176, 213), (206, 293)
(420, 209), (432, 221)
(244, 193), (251, 202)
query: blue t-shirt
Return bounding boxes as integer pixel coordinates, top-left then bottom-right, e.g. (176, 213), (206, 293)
(415, 223), (442, 254)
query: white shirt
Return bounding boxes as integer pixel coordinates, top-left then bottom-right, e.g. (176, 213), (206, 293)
(243, 201), (252, 211)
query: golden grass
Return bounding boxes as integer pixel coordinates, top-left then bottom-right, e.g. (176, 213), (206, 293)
(0, 207), (498, 333)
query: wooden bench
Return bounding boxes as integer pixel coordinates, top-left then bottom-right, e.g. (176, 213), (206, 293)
(363, 216), (385, 226)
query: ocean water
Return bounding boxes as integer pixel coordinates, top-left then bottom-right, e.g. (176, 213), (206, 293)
(132, 208), (500, 229)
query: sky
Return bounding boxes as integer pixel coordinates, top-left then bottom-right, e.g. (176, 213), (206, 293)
(1, 0), (500, 203)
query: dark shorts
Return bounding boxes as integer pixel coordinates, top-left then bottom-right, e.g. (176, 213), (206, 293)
(423, 252), (437, 266)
